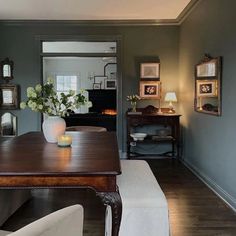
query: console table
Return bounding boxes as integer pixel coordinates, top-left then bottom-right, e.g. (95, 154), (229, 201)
(126, 106), (181, 159)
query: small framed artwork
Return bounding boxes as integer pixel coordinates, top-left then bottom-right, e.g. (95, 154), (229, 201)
(140, 62), (160, 79)
(196, 59), (217, 77)
(139, 81), (161, 99)
(93, 83), (101, 90)
(0, 84), (19, 109)
(196, 80), (218, 97)
(94, 76), (107, 89)
(105, 79), (116, 90)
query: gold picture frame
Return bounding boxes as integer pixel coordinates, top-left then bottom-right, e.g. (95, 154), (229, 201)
(196, 80), (218, 97)
(139, 81), (161, 99)
(196, 59), (217, 77)
(194, 55), (222, 116)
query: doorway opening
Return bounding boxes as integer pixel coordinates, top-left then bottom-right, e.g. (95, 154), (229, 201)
(41, 39), (122, 149)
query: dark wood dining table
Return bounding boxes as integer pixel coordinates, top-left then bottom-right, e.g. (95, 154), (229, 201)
(0, 131), (122, 236)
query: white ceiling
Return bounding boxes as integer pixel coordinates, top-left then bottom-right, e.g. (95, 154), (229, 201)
(0, 0), (191, 20)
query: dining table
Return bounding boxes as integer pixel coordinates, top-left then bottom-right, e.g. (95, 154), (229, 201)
(0, 131), (122, 236)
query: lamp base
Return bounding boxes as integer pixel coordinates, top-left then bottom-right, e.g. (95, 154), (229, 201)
(157, 108), (163, 114)
(167, 108), (175, 114)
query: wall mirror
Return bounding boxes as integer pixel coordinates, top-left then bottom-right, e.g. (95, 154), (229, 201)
(194, 55), (222, 116)
(0, 112), (17, 137)
(1, 58), (14, 83)
(104, 62), (117, 80)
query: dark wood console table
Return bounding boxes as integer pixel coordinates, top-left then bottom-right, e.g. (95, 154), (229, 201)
(0, 132), (122, 236)
(126, 106), (181, 159)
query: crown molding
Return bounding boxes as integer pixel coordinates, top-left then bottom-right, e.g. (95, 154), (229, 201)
(0, 0), (201, 27)
(0, 19), (179, 27)
(177, 0), (202, 24)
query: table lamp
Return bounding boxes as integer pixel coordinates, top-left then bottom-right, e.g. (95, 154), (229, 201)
(164, 92), (177, 113)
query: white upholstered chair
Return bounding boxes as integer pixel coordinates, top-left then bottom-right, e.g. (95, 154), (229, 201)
(0, 205), (83, 236)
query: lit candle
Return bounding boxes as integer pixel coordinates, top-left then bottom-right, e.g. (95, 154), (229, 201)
(57, 135), (72, 147)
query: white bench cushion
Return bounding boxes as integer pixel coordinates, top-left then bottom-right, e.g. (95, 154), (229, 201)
(106, 160), (169, 236)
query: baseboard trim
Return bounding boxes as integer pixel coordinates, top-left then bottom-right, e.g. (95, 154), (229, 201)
(182, 159), (236, 212)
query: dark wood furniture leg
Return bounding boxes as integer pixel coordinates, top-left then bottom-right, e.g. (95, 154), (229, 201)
(97, 191), (122, 236)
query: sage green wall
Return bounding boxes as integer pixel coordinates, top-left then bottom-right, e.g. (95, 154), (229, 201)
(1, 0), (236, 210)
(179, 0), (236, 209)
(0, 23), (179, 150)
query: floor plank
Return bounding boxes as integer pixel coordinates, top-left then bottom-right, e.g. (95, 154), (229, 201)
(1, 159), (236, 236)
(148, 159), (236, 236)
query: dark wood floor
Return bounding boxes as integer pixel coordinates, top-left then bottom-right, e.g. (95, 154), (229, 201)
(1, 159), (236, 236)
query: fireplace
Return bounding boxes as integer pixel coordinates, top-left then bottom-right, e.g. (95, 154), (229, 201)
(88, 90), (116, 114)
(64, 90), (117, 131)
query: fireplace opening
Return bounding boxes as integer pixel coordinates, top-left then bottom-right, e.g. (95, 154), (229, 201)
(88, 90), (116, 115)
(64, 89), (117, 131)
(102, 109), (117, 116)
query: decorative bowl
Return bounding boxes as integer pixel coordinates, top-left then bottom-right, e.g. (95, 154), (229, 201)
(130, 133), (147, 141)
(156, 128), (169, 137)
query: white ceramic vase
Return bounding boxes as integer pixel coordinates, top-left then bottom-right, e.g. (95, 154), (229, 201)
(42, 116), (66, 143)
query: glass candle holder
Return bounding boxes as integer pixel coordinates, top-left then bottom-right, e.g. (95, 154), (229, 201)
(57, 135), (72, 147)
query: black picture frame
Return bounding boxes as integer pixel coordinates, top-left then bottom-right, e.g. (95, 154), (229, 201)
(94, 76), (108, 89)
(105, 79), (116, 90)
(93, 83), (101, 90)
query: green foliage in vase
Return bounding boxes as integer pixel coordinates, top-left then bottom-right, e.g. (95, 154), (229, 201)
(20, 78), (92, 117)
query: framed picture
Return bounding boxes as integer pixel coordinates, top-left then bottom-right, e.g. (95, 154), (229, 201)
(139, 81), (161, 99)
(93, 83), (101, 90)
(105, 79), (116, 90)
(0, 84), (19, 109)
(140, 62), (160, 79)
(196, 80), (218, 97)
(196, 59), (217, 77)
(94, 76), (107, 89)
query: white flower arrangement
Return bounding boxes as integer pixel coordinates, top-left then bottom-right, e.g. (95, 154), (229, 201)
(126, 94), (141, 103)
(20, 79), (92, 117)
(126, 94), (140, 112)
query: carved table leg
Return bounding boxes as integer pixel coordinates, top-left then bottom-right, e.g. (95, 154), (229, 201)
(97, 191), (122, 236)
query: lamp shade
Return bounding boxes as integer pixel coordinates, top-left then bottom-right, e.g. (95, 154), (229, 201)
(164, 92), (177, 102)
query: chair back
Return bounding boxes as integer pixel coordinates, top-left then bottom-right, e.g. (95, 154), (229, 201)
(66, 126), (107, 132)
(5, 205), (83, 236)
